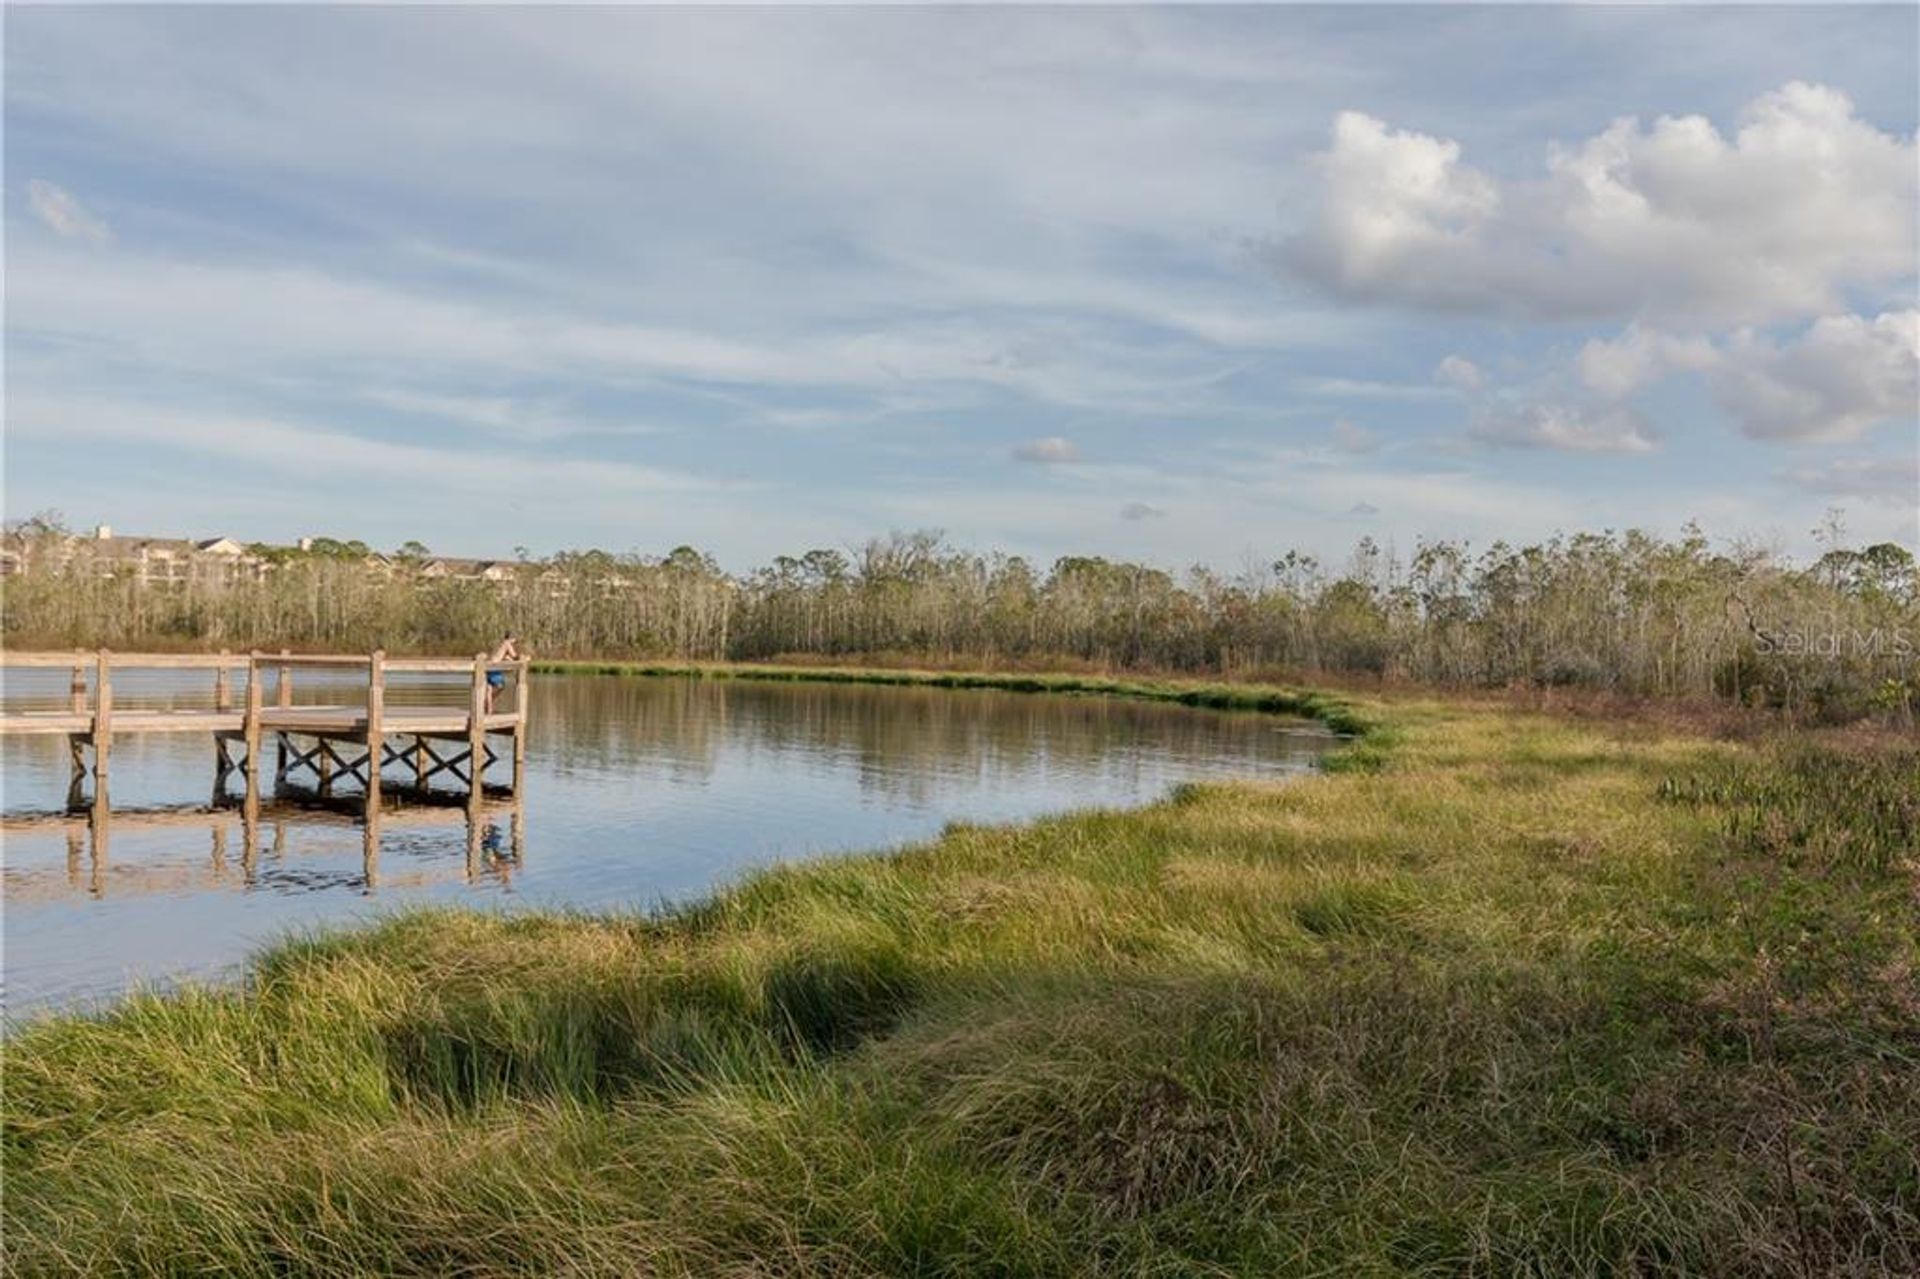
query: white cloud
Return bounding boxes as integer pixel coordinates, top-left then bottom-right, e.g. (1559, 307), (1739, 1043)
(1287, 83), (1916, 327)
(1012, 436), (1080, 464)
(1291, 110), (1498, 305)
(1434, 355), (1483, 391)
(1576, 327), (1718, 399)
(26, 179), (112, 245)
(1118, 501), (1167, 521)
(1470, 401), (1660, 455)
(1708, 310), (1918, 443)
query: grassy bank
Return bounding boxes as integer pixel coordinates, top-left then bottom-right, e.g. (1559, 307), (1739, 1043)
(5, 672), (1918, 1276)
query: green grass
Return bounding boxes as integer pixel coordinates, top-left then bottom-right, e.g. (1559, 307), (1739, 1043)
(5, 672), (1917, 1276)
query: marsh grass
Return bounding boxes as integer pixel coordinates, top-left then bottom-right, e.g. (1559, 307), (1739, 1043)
(5, 674), (1916, 1276)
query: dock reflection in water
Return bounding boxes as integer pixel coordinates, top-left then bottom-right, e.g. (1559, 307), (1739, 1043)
(4, 794), (525, 904)
(3, 674), (1336, 1013)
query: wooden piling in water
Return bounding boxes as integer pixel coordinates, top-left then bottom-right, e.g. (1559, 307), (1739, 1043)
(243, 653), (263, 815)
(468, 653), (488, 802)
(92, 649), (113, 791)
(512, 658), (529, 796)
(365, 650), (385, 818)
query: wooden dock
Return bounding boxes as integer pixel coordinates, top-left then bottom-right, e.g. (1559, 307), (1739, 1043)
(0, 650), (531, 818)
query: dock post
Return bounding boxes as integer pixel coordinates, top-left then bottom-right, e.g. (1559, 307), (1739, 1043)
(366, 650), (386, 819)
(412, 736), (428, 793)
(214, 650), (236, 795)
(92, 650), (113, 796)
(68, 659), (90, 805)
(511, 658), (530, 796)
(66, 656), (90, 807)
(243, 653), (263, 814)
(274, 650), (293, 786)
(468, 652), (488, 801)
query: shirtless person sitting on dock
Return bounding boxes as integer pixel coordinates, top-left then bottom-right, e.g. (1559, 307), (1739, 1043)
(486, 633), (521, 712)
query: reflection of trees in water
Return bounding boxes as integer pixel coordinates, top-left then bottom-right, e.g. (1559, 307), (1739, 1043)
(4, 674), (1333, 815)
(535, 678), (1330, 804)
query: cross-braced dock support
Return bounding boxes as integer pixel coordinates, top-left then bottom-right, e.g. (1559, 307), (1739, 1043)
(272, 731), (506, 800)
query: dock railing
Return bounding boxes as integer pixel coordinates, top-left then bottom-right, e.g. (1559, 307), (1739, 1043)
(0, 649), (531, 811)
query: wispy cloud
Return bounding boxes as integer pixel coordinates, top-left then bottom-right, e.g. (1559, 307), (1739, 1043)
(1330, 419), (1377, 454)
(1296, 376), (1449, 402)
(1469, 402), (1660, 456)
(26, 179), (112, 245)
(1012, 437), (1080, 465)
(1434, 355), (1483, 392)
(6, 393), (724, 498)
(1782, 456), (1920, 506)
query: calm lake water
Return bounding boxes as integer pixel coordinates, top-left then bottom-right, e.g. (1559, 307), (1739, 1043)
(2, 673), (1334, 1014)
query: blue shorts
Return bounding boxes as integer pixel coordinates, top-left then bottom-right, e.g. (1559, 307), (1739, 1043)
(487, 671), (507, 689)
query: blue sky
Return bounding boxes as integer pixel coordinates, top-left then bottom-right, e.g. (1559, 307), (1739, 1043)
(5, 5), (1916, 567)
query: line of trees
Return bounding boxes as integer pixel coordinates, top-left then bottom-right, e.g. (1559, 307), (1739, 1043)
(4, 517), (1915, 721)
